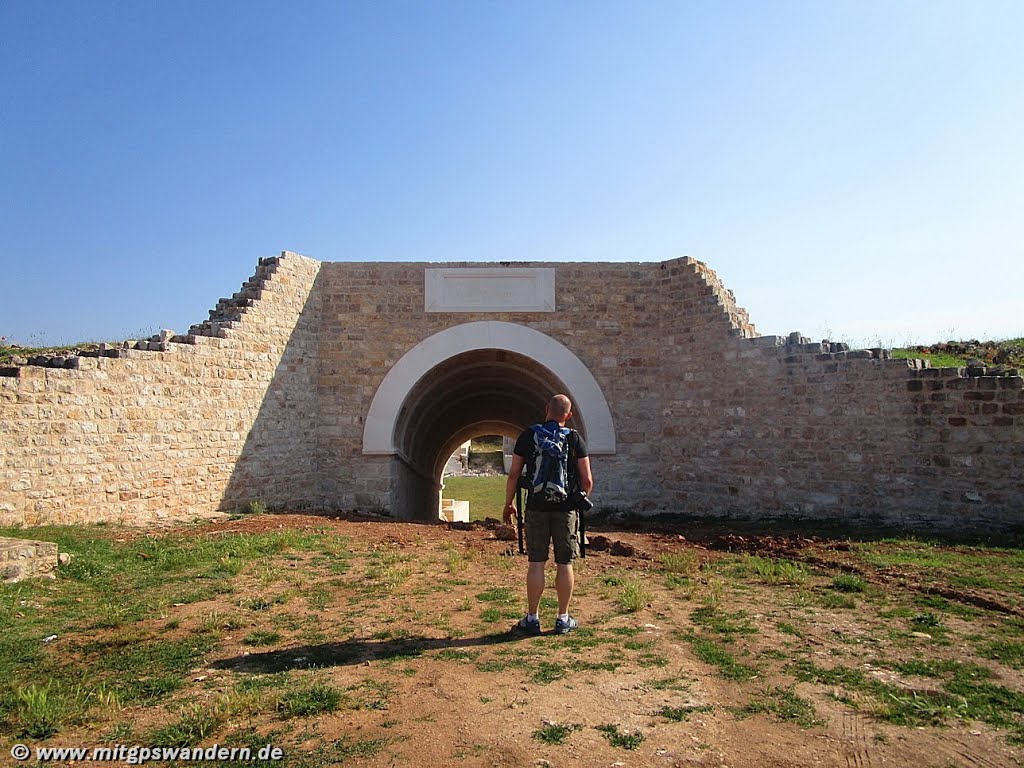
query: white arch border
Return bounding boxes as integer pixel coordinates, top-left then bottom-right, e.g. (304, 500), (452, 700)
(362, 321), (616, 455)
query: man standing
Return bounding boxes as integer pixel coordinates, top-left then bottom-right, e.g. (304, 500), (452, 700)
(503, 394), (593, 635)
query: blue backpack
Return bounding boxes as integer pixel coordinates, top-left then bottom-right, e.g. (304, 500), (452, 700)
(529, 422), (574, 503)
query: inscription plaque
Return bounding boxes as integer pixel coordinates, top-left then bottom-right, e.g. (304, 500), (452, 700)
(424, 268), (556, 313)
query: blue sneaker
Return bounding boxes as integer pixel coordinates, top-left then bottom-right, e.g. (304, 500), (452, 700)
(515, 615), (541, 635)
(554, 615), (578, 634)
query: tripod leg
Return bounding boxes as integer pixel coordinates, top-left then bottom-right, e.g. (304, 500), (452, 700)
(517, 486), (525, 555)
(578, 508), (586, 559)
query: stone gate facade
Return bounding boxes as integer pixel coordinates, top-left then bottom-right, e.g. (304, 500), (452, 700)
(2, 252), (1021, 529)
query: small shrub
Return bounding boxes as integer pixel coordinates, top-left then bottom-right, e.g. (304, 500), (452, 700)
(532, 722), (581, 744)
(595, 723), (644, 750)
(149, 700), (227, 747)
(246, 500), (267, 515)
(240, 596), (272, 611)
(911, 612), (943, 629)
(16, 682), (63, 738)
(444, 549), (467, 573)
(617, 581), (652, 612)
(659, 704), (712, 721)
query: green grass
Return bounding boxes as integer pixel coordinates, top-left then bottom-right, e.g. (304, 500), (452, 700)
(744, 556), (809, 585)
(890, 349), (968, 368)
(777, 622), (803, 637)
(297, 736), (390, 765)
(790, 658), (1024, 737)
(242, 630), (282, 646)
(820, 592), (857, 609)
(277, 684), (343, 717)
(475, 586), (516, 603)
(830, 573), (867, 593)
(891, 338), (1024, 370)
(0, 524), (350, 741)
(887, 659), (993, 680)
(441, 475), (507, 521)
(659, 551), (701, 576)
(739, 687), (819, 728)
(442, 545), (472, 573)
(683, 634), (758, 680)
(531, 661), (567, 684)
(978, 640), (1024, 669)
(851, 541), (1024, 595)
(691, 606), (757, 637)
(469, 435), (504, 453)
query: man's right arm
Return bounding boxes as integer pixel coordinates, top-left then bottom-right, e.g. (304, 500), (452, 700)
(576, 456), (593, 496)
(503, 454), (525, 524)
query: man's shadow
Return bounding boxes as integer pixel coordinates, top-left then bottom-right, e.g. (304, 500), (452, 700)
(211, 631), (527, 674)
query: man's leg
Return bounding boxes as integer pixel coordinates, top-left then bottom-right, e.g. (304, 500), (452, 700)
(555, 563), (574, 615)
(527, 561), (545, 615)
(524, 507), (551, 621)
(552, 507), (579, 622)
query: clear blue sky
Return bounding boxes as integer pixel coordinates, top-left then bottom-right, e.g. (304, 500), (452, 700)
(2, 0), (1021, 347)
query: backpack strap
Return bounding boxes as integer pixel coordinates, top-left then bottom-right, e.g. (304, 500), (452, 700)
(567, 430), (579, 493)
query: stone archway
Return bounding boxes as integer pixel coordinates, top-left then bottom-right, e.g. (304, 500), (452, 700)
(362, 321), (616, 520)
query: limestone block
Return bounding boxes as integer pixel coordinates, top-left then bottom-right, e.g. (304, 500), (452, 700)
(0, 537), (58, 582)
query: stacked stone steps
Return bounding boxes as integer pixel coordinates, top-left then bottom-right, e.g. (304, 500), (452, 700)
(187, 256), (282, 339)
(0, 254), (291, 377)
(677, 256), (757, 338)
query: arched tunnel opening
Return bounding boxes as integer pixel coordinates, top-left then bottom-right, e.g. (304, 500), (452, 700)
(388, 349), (589, 521)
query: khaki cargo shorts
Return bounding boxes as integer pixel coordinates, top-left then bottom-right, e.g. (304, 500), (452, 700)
(525, 505), (580, 564)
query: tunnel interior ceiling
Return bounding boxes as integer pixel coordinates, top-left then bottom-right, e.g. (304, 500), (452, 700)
(393, 349), (577, 479)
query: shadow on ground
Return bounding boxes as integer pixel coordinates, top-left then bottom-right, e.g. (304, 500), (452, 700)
(212, 631), (527, 674)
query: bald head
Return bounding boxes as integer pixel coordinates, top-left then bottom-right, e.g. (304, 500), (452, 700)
(545, 394), (573, 424)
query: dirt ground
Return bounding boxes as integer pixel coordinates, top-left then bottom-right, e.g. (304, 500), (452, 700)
(45, 513), (1024, 767)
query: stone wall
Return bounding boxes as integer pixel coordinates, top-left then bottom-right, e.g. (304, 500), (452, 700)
(0, 253), (322, 526)
(662, 335), (1024, 528)
(1, 252), (1020, 530)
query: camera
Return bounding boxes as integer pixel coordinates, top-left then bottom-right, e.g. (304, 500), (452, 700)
(567, 490), (594, 512)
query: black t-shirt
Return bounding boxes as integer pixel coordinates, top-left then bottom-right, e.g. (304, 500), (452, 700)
(513, 422), (588, 510)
